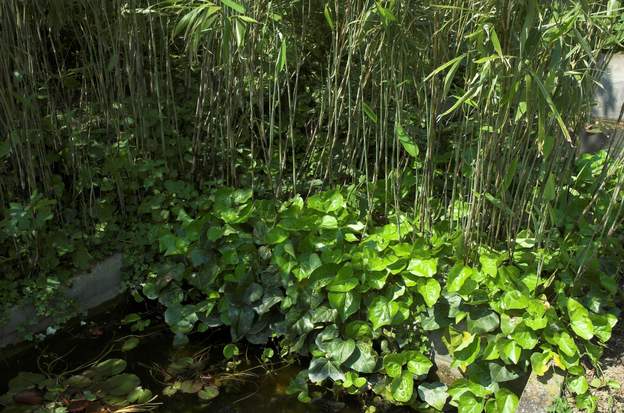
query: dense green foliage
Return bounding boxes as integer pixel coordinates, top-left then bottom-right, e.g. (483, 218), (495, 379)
(1, 0), (624, 411)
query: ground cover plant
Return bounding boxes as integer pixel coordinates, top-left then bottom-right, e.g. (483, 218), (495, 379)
(1, 0), (624, 412)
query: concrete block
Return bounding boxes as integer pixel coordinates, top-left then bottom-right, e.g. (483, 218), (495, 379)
(594, 53), (624, 122)
(0, 254), (124, 349)
(517, 365), (566, 413)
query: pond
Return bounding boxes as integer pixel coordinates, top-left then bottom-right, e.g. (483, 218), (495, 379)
(0, 302), (369, 413)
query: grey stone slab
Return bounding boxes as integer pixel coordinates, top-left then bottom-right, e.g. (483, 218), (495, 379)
(0, 254), (123, 349)
(428, 329), (464, 385)
(594, 53), (624, 122)
(517, 365), (566, 413)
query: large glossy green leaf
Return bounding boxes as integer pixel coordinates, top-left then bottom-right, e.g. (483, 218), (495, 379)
(345, 321), (373, 340)
(198, 386), (219, 400)
(451, 337), (481, 370)
(555, 331), (579, 357)
(325, 338), (356, 364)
(8, 372), (46, 392)
(165, 304), (198, 334)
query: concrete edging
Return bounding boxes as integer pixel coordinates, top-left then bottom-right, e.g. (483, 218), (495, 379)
(0, 253), (124, 349)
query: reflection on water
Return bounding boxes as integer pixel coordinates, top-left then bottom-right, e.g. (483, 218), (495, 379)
(0, 307), (361, 413)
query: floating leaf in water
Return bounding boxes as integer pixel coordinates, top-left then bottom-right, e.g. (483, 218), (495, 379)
(180, 380), (203, 394)
(101, 374), (140, 396)
(127, 387), (153, 404)
(198, 386), (219, 401)
(65, 375), (92, 389)
(88, 359), (127, 378)
(8, 372), (46, 392)
(122, 337), (140, 352)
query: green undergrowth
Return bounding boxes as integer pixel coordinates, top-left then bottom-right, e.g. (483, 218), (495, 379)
(121, 153), (621, 412)
(1, 150), (622, 411)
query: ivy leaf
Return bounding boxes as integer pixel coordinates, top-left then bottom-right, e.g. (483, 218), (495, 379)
(417, 278), (441, 307)
(488, 363), (519, 383)
(511, 329), (538, 350)
(530, 352), (552, 376)
(568, 376), (589, 395)
(451, 335), (481, 370)
(479, 254), (498, 277)
(500, 290), (529, 310)
(566, 298), (594, 340)
(308, 357), (344, 383)
(407, 258), (438, 277)
(555, 331), (579, 357)
(328, 291), (360, 321)
(494, 388), (518, 413)
(345, 321), (373, 341)
(575, 393), (597, 411)
(467, 308), (500, 334)
(418, 382), (448, 411)
(391, 370), (414, 403)
(498, 339), (522, 364)
(457, 393), (484, 413)
(447, 265), (474, 293)
(90, 359), (127, 378)
(296, 253), (322, 280)
(345, 341), (378, 373)
(164, 304), (198, 334)
(327, 265), (359, 292)
(368, 296), (398, 330)
(383, 353), (404, 378)
(405, 351), (433, 376)
(590, 312), (617, 342)
(325, 338), (356, 364)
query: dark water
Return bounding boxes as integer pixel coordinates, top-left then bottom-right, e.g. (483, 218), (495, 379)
(0, 303), (362, 413)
